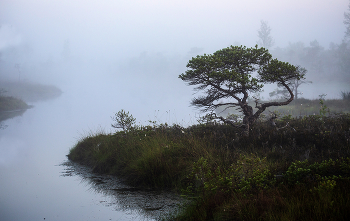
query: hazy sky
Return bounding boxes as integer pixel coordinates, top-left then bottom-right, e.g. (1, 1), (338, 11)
(1, 2), (349, 218)
(1, 0), (347, 61)
(0, 0), (349, 124)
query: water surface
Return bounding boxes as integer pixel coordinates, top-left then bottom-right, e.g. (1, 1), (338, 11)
(0, 92), (183, 221)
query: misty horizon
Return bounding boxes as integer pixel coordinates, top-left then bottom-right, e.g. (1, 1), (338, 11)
(1, 2), (350, 219)
(1, 0), (349, 126)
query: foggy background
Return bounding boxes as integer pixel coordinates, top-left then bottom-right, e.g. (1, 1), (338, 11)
(1, 0), (349, 128)
(1, 2), (349, 219)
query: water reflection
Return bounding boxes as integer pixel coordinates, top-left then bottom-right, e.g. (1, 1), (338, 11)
(60, 160), (185, 220)
(0, 109), (27, 129)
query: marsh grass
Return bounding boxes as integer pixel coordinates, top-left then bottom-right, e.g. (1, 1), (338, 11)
(69, 125), (221, 188)
(68, 113), (350, 220)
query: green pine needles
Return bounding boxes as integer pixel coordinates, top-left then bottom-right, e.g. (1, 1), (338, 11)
(111, 109), (136, 131)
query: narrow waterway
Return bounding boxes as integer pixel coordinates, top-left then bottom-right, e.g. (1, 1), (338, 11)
(0, 91), (183, 221)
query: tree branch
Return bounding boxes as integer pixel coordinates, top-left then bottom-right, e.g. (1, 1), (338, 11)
(253, 80), (294, 119)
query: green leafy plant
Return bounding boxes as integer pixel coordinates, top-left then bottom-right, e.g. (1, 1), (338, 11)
(283, 158), (350, 186)
(184, 154), (274, 198)
(311, 177), (336, 197)
(319, 95), (329, 116)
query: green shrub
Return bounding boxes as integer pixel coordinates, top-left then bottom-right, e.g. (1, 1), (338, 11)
(283, 158), (350, 186)
(191, 154), (274, 195)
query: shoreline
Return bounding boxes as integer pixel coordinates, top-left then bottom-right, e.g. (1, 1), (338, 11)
(0, 105), (34, 113)
(0, 96), (31, 112)
(68, 113), (350, 220)
(0, 81), (61, 122)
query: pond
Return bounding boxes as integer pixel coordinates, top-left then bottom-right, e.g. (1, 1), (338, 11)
(0, 91), (184, 221)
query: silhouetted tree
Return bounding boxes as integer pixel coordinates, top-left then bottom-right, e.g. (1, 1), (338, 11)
(269, 66), (310, 100)
(179, 45), (305, 136)
(337, 41), (350, 79)
(14, 63), (21, 81)
(339, 1), (350, 80)
(257, 20), (275, 49)
(304, 40), (324, 73)
(344, 0), (350, 39)
(111, 109), (136, 131)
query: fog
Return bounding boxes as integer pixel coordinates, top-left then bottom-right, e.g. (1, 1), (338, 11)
(1, 1), (350, 220)
(1, 0), (349, 126)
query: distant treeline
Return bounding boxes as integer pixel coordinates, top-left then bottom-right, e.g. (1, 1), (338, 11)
(271, 40), (350, 83)
(0, 81), (62, 102)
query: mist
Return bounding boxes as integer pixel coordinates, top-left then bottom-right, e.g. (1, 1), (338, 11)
(1, 0), (349, 126)
(1, 1), (350, 220)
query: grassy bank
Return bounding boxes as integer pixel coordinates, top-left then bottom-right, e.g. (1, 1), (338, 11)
(0, 81), (62, 120)
(0, 95), (31, 125)
(68, 111), (350, 220)
(0, 81), (62, 102)
(0, 95), (31, 112)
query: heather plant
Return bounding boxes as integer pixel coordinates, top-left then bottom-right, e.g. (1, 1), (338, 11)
(177, 156), (350, 220)
(184, 154), (275, 197)
(310, 176), (337, 207)
(178, 155), (274, 220)
(283, 158), (350, 186)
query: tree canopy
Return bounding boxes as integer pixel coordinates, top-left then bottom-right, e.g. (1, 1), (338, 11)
(179, 45), (305, 136)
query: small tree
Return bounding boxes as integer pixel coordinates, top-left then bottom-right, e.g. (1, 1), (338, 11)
(111, 109), (136, 131)
(179, 45), (305, 136)
(340, 1), (350, 79)
(14, 63), (21, 82)
(344, 0), (350, 39)
(257, 20), (275, 49)
(269, 66), (311, 100)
